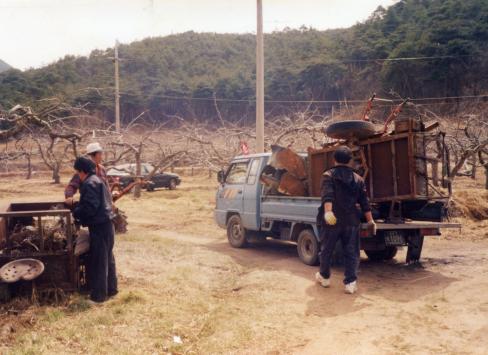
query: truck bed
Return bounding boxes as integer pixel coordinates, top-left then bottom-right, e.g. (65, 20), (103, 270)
(261, 195), (461, 230)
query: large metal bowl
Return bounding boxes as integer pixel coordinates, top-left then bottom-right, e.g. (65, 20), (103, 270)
(0, 258), (45, 283)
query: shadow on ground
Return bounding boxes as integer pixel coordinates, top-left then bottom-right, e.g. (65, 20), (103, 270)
(205, 238), (458, 318)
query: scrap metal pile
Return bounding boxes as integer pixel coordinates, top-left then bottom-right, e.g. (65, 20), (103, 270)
(260, 95), (452, 222)
(0, 205), (69, 256)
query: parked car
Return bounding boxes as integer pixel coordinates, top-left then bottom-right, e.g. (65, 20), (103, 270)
(107, 163), (181, 191)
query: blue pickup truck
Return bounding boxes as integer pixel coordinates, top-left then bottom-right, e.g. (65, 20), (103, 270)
(214, 153), (460, 265)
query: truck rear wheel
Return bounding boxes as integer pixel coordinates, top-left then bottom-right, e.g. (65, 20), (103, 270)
(297, 229), (319, 266)
(226, 215), (248, 248)
(365, 246), (398, 261)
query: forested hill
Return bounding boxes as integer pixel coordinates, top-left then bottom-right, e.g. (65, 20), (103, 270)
(1, 0), (487, 123)
(0, 60), (11, 73)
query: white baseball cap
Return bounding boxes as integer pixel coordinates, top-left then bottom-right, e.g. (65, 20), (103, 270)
(86, 142), (103, 155)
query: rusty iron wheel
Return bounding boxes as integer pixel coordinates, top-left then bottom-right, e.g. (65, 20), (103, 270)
(226, 215), (248, 248)
(297, 229), (319, 266)
(325, 120), (377, 140)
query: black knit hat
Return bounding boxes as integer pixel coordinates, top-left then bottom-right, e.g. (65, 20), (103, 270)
(74, 157), (96, 174)
(333, 146), (352, 164)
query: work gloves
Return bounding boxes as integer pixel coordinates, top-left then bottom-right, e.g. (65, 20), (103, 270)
(368, 220), (377, 235)
(324, 211), (337, 225)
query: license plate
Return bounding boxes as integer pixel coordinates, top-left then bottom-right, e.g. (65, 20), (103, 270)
(384, 231), (406, 246)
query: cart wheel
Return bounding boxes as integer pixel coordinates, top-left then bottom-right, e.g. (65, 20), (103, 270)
(297, 229), (319, 266)
(365, 246), (398, 261)
(226, 215), (248, 248)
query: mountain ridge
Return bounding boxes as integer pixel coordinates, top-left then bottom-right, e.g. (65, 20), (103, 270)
(0, 0), (487, 121)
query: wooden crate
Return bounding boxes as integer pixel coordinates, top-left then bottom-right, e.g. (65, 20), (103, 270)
(0, 202), (79, 292)
(308, 131), (432, 203)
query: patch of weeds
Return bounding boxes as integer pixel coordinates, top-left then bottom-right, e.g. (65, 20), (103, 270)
(94, 314), (114, 326)
(44, 309), (65, 322)
(66, 295), (92, 313)
(113, 290), (147, 305)
(111, 306), (126, 316)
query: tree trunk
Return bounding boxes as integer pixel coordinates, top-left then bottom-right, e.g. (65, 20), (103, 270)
(26, 155), (32, 180)
(470, 156), (477, 179)
(485, 166), (488, 190)
(478, 151), (488, 190)
(133, 152), (142, 198)
(52, 164), (61, 184)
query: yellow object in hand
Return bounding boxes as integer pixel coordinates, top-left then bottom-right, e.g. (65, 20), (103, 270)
(324, 211), (337, 225)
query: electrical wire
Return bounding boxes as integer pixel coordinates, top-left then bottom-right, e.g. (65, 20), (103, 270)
(115, 90), (488, 104)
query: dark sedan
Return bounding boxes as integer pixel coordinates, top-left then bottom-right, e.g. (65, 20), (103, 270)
(107, 163), (181, 191)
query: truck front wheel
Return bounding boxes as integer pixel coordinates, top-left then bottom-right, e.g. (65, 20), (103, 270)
(365, 246), (398, 261)
(297, 229), (319, 266)
(226, 215), (248, 248)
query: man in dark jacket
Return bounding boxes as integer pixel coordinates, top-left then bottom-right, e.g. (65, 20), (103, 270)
(72, 157), (118, 303)
(315, 146), (376, 294)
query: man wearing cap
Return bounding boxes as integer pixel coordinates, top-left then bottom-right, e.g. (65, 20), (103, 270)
(72, 157), (118, 303)
(65, 142), (109, 204)
(315, 146), (376, 294)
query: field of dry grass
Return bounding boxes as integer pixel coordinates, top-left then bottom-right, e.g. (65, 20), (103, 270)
(1, 171), (487, 354)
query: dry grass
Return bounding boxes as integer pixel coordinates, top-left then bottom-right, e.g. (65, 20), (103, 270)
(0, 172), (487, 354)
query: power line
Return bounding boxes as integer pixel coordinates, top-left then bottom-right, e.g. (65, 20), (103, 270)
(83, 86), (488, 104)
(339, 54), (484, 63)
(115, 90), (488, 104)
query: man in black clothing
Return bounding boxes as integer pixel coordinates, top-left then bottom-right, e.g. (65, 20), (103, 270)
(315, 146), (376, 294)
(72, 157), (118, 303)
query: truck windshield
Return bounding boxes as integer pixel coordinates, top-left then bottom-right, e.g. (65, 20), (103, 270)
(226, 161), (249, 184)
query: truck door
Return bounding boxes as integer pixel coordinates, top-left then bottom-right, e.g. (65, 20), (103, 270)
(217, 160), (249, 218)
(241, 158), (263, 229)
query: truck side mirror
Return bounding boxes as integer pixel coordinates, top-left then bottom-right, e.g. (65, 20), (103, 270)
(217, 170), (225, 184)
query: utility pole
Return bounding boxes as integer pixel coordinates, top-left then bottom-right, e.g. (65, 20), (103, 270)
(114, 40), (121, 133)
(256, 0), (265, 153)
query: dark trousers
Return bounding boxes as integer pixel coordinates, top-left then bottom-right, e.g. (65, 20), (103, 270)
(319, 225), (360, 284)
(88, 221), (118, 302)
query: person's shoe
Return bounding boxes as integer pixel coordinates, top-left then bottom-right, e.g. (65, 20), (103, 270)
(344, 281), (358, 294)
(108, 290), (118, 298)
(315, 272), (330, 288)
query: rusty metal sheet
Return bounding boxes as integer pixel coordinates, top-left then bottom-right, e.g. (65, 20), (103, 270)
(269, 145), (307, 180)
(277, 173), (307, 196)
(370, 141), (394, 198)
(308, 147), (336, 197)
(394, 138), (411, 195)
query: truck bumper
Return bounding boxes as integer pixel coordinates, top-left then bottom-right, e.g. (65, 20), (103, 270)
(214, 209), (227, 229)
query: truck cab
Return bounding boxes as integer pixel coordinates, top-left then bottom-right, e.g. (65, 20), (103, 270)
(215, 153), (269, 232)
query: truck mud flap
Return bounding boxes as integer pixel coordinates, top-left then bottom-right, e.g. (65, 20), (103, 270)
(406, 232), (424, 264)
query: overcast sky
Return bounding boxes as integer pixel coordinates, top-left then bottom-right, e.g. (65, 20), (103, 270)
(0, 0), (397, 70)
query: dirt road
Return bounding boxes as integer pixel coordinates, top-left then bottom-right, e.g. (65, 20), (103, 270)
(163, 229), (488, 354)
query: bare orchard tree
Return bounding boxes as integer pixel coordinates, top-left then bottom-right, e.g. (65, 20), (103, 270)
(177, 105), (332, 173)
(6, 138), (37, 179)
(111, 126), (188, 198)
(445, 114), (488, 187)
(0, 100), (94, 183)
